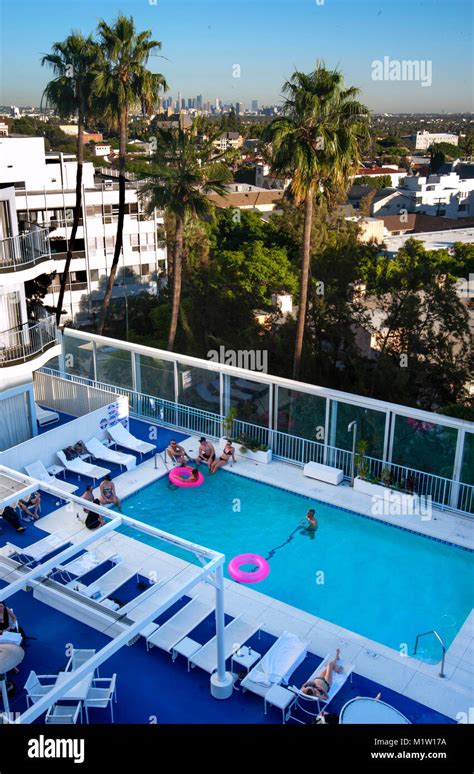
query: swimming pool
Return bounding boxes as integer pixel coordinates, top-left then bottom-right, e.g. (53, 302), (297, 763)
(120, 470), (473, 661)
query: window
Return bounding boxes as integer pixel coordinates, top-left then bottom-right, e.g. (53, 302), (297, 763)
(130, 234), (139, 246)
(90, 269), (99, 282)
(141, 264), (149, 276)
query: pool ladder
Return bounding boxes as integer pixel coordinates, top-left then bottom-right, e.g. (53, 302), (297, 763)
(413, 630), (446, 678)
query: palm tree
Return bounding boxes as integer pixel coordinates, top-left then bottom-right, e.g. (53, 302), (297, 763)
(94, 15), (167, 335)
(145, 120), (231, 350)
(264, 64), (369, 380)
(42, 33), (98, 326)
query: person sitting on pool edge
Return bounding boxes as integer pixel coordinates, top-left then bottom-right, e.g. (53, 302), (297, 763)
(195, 437), (215, 469)
(305, 509), (317, 531)
(167, 439), (190, 466)
(99, 475), (120, 508)
(210, 440), (236, 473)
(301, 649), (343, 700)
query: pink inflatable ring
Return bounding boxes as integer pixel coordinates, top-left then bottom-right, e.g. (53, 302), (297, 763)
(228, 553), (270, 584)
(169, 466), (204, 488)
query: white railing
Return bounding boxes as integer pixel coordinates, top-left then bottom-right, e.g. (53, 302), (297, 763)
(0, 227), (51, 271)
(39, 368), (474, 517)
(0, 316), (58, 365)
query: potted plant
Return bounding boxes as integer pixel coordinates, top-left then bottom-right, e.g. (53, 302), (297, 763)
(235, 432), (272, 464)
(221, 406), (237, 440)
(354, 440), (387, 499)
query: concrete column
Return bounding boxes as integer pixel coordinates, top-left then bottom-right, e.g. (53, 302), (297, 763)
(210, 564), (233, 699)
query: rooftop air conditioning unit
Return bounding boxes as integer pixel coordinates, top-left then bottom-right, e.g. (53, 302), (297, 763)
(104, 180), (114, 190)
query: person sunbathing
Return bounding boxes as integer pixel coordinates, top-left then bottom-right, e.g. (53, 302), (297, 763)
(210, 441), (236, 473)
(301, 649), (343, 700)
(18, 491), (41, 521)
(0, 506), (26, 533)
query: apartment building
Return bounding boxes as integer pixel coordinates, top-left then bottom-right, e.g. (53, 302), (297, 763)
(0, 137), (167, 323)
(372, 170), (474, 219)
(0, 185), (61, 449)
(411, 130), (459, 151)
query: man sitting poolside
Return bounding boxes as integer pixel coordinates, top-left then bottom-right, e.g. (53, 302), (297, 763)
(0, 506), (26, 534)
(167, 439), (190, 466)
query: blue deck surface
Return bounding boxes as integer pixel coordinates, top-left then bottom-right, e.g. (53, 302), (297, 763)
(4, 587), (453, 725)
(1, 414), (455, 724)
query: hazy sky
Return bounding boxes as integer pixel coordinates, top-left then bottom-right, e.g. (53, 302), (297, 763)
(0, 0), (472, 112)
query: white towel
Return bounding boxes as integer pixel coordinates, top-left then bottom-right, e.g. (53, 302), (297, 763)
(252, 631), (307, 686)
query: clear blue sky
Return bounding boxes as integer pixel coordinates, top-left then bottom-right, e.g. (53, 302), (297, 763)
(0, 0), (472, 111)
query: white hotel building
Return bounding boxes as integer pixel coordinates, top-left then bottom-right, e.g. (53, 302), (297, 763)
(0, 137), (167, 325)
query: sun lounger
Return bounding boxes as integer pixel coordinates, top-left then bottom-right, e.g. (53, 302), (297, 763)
(240, 631), (308, 700)
(107, 423), (156, 458)
(84, 437), (136, 471)
(80, 562), (137, 602)
(289, 653), (354, 719)
(55, 551), (106, 585)
(35, 403), (59, 427)
(7, 533), (68, 565)
(24, 460), (78, 494)
(190, 615), (260, 674)
(56, 450), (110, 482)
(145, 597), (215, 653)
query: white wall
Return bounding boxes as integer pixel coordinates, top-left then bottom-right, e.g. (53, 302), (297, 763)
(0, 396), (129, 472)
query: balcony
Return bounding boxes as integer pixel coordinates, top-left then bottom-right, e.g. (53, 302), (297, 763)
(0, 227), (52, 274)
(0, 315), (58, 367)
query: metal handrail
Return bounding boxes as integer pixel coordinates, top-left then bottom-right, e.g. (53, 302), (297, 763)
(414, 629), (446, 677)
(0, 316), (58, 366)
(0, 227), (51, 271)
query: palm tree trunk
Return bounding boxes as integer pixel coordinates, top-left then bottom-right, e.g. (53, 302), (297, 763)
(97, 108), (127, 335)
(167, 215), (184, 351)
(55, 109), (84, 326)
(293, 191), (313, 380)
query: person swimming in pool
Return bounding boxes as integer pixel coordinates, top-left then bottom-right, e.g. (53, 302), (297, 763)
(301, 649), (343, 700)
(305, 509), (318, 531)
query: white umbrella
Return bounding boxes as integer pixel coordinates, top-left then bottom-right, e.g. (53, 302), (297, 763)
(0, 644), (25, 719)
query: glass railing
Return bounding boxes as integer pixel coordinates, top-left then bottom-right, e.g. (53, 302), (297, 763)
(0, 316), (58, 366)
(39, 365), (474, 517)
(0, 227), (51, 272)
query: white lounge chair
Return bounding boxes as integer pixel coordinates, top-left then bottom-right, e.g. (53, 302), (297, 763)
(190, 616), (260, 674)
(7, 533), (66, 564)
(81, 562), (137, 603)
(59, 551), (104, 581)
(107, 423), (156, 459)
(25, 460), (78, 494)
(240, 631), (309, 701)
(35, 403), (59, 427)
(56, 450), (110, 483)
(84, 437), (136, 471)
(289, 653), (354, 720)
(145, 597), (214, 653)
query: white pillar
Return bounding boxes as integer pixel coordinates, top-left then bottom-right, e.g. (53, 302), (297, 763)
(210, 564), (233, 699)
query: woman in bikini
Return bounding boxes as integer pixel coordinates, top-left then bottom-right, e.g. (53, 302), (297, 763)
(301, 649), (343, 700)
(210, 441), (236, 473)
(99, 475), (121, 507)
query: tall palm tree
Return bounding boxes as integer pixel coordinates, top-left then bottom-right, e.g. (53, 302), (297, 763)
(42, 33), (98, 326)
(94, 14), (167, 335)
(264, 64), (369, 380)
(145, 120), (231, 350)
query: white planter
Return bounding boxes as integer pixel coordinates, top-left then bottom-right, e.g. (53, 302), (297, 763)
(354, 477), (422, 516)
(218, 437), (272, 464)
(353, 477), (387, 499)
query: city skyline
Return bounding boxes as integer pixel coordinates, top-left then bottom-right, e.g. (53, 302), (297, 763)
(0, 0), (472, 112)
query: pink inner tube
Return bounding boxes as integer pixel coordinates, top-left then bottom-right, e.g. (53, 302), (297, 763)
(228, 553), (270, 584)
(169, 466), (204, 488)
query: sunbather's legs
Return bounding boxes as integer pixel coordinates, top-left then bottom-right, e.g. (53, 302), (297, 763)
(318, 648), (343, 686)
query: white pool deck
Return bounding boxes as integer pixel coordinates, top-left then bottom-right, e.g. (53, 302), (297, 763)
(4, 429), (473, 722)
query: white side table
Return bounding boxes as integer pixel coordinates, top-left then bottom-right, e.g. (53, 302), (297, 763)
(171, 637), (201, 671)
(231, 646), (261, 675)
(47, 464), (66, 479)
(264, 684), (296, 724)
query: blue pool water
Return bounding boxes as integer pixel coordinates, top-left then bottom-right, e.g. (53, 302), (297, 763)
(120, 471), (473, 661)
